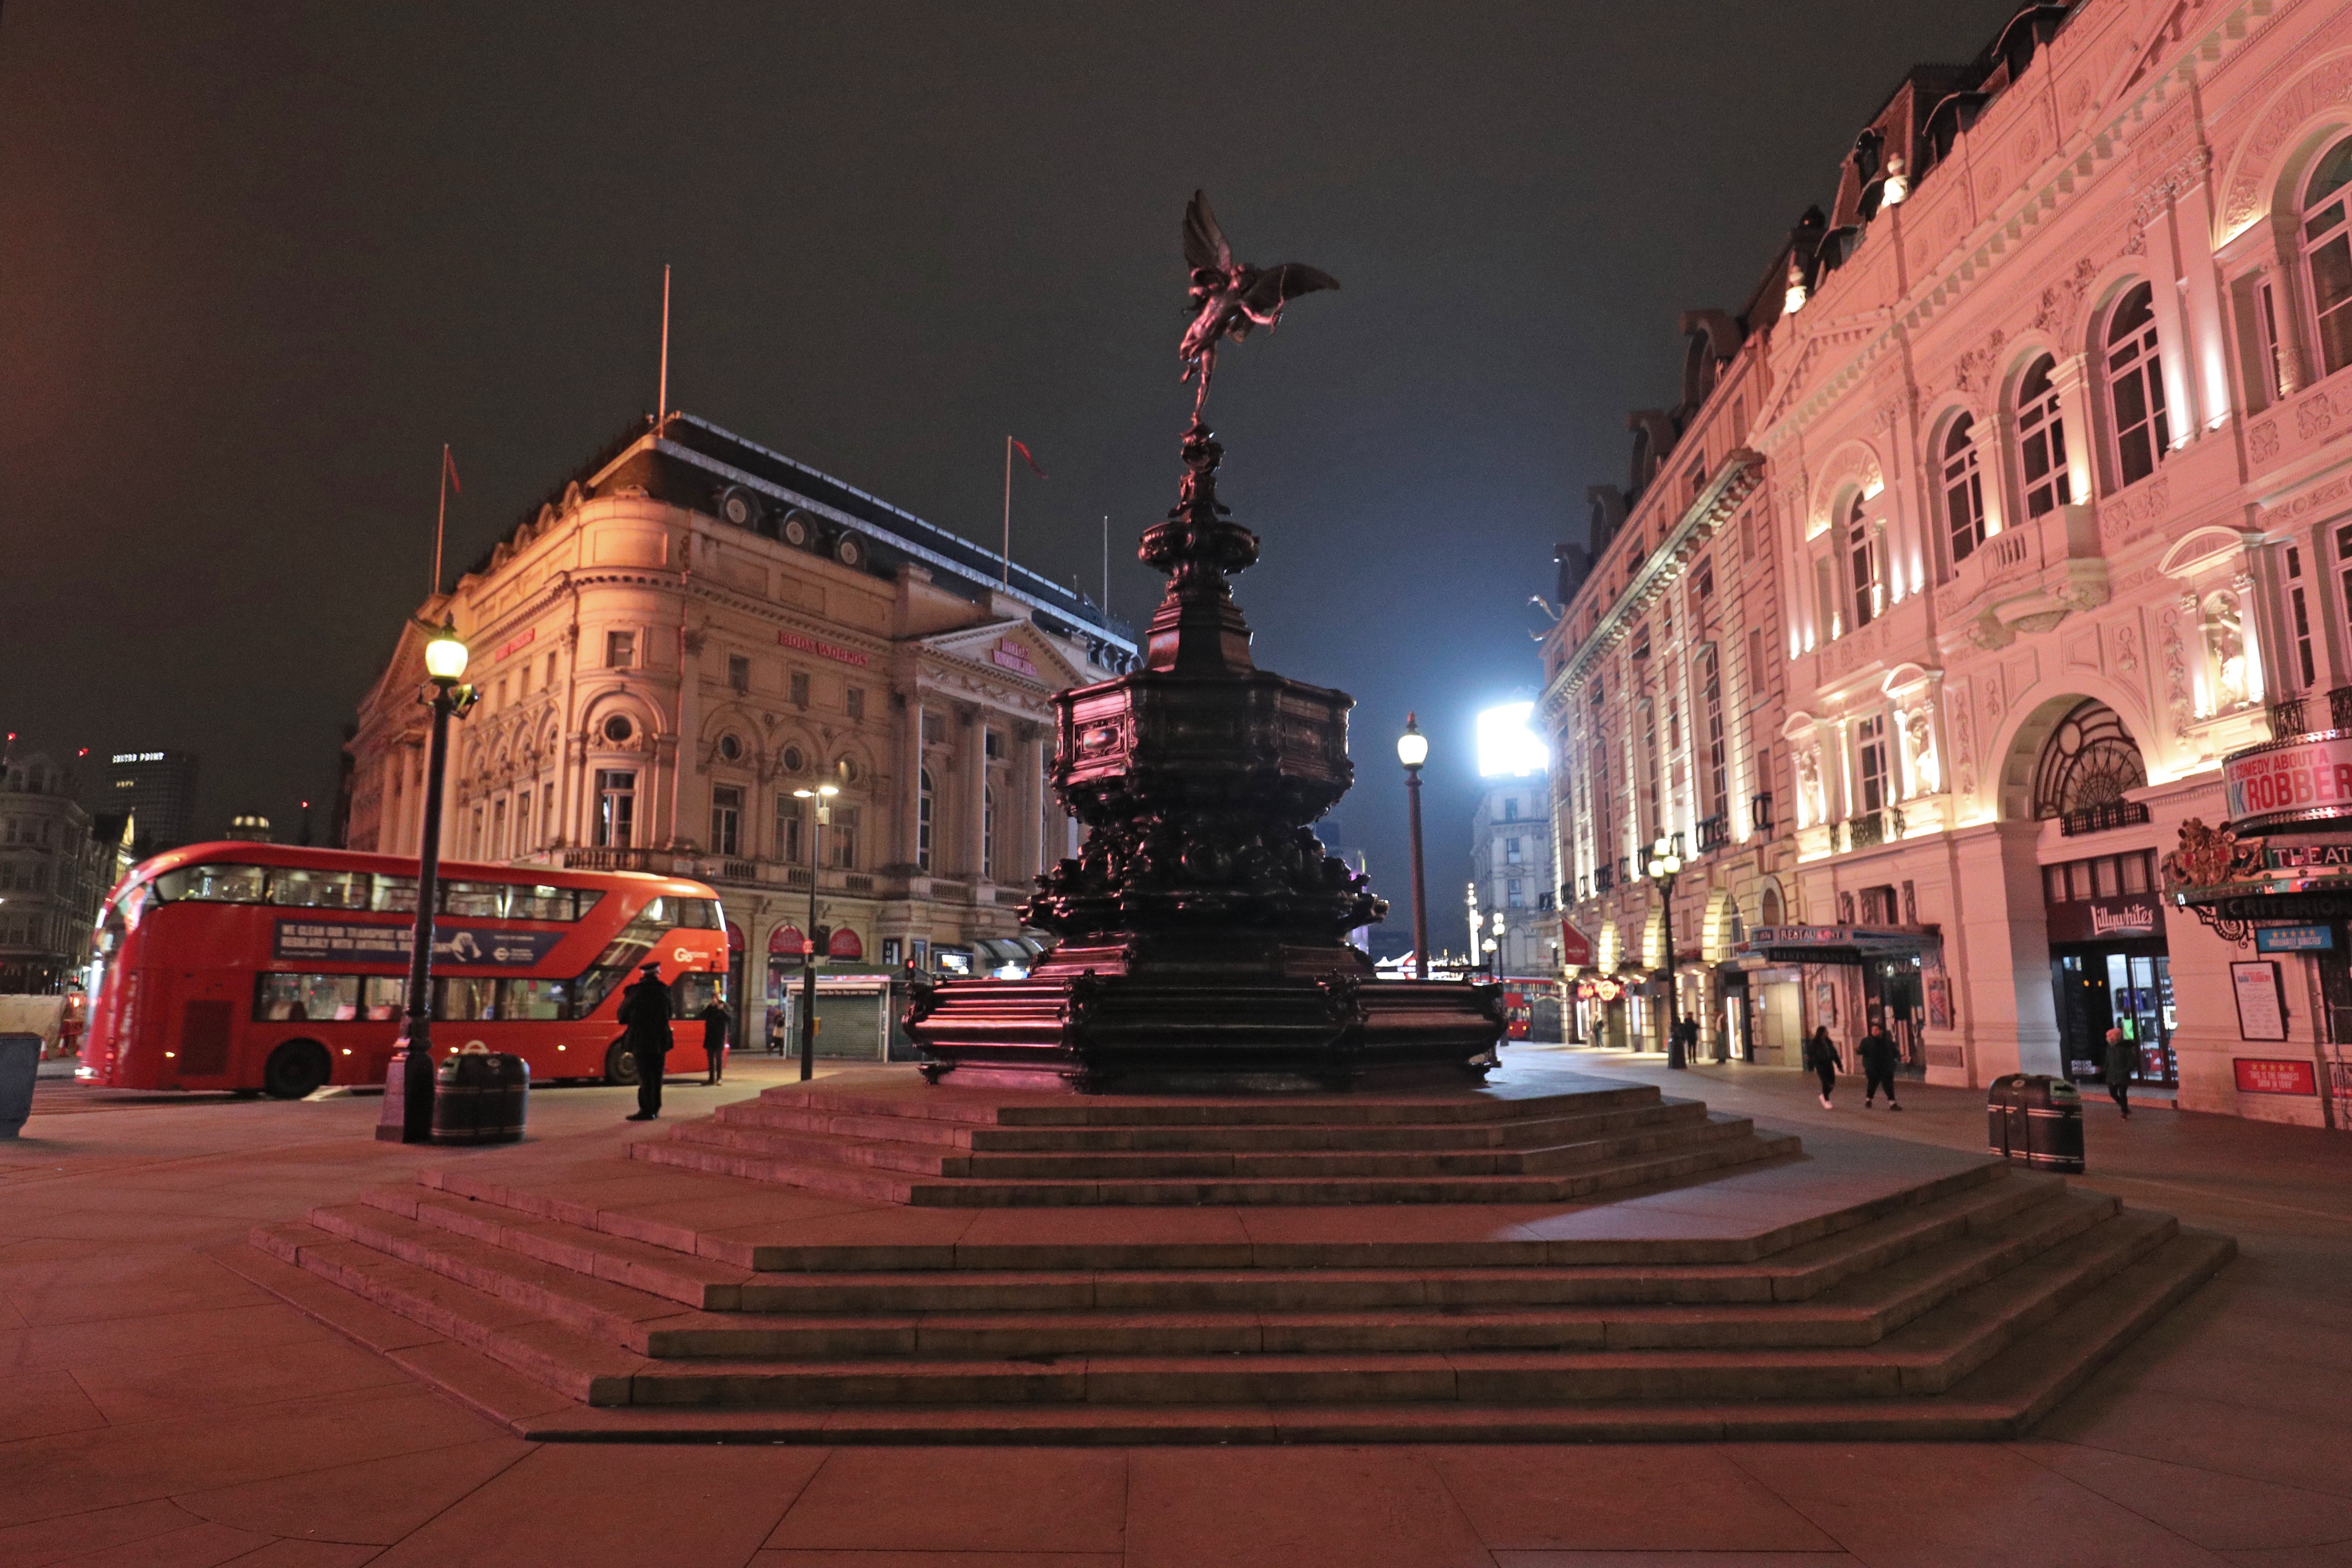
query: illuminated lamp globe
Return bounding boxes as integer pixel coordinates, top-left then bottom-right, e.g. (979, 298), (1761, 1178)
(422, 624), (470, 683)
(1396, 715), (1428, 770)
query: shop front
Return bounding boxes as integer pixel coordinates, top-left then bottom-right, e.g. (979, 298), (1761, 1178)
(1736, 925), (1942, 1074)
(2041, 850), (2174, 1087)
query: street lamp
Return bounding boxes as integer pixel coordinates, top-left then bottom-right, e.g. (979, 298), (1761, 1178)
(1489, 910), (1507, 978)
(790, 781), (839, 1082)
(1396, 714), (1429, 980)
(379, 619), (475, 1143)
(1645, 834), (1685, 1070)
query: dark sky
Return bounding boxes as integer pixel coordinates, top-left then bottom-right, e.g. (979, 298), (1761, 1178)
(0, 0), (2019, 933)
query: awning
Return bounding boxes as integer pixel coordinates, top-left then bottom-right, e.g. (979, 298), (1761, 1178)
(1735, 925), (1941, 966)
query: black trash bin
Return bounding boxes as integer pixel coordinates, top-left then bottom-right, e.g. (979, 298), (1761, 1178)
(1987, 1072), (2084, 1173)
(431, 1047), (528, 1146)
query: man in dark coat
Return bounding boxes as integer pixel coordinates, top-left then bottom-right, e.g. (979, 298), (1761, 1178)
(619, 961), (673, 1121)
(1859, 1017), (1903, 1110)
(699, 998), (731, 1086)
(2103, 1025), (2136, 1118)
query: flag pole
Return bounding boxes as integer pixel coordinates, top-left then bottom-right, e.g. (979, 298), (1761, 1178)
(1102, 514), (1110, 617)
(657, 263), (671, 433)
(433, 443), (450, 598)
(1001, 436), (1013, 586)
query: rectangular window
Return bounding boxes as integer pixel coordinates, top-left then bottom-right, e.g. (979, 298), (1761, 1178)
(984, 729), (1004, 760)
(922, 711), (944, 744)
(490, 797), (507, 860)
(829, 806), (859, 870)
(1857, 715), (1888, 815)
(790, 671), (810, 707)
(496, 677), (508, 710)
(595, 769), (637, 848)
(1503, 798), (1519, 821)
(710, 785), (743, 858)
(727, 654), (750, 693)
(2289, 545), (2318, 689)
(2094, 856), (2122, 898)
(515, 789), (531, 851)
(500, 977), (571, 1020)
(605, 631), (634, 668)
(254, 973), (363, 1023)
(1816, 556), (1838, 642)
(1506, 878), (1525, 907)
(1505, 837), (1523, 863)
(845, 686), (864, 720)
(1848, 508), (1879, 630)
(2122, 851), (2152, 894)
(774, 794), (803, 863)
(542, 783), (554, 843)
(545, 651), (559, 690)
(1702, 648), (1728, 822)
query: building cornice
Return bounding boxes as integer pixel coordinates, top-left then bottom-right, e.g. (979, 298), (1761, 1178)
(1541, 449), (1764, 719)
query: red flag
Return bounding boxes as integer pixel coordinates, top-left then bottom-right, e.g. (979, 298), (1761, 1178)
(1010, 438), (1047, 479)
(442, 445), (462, 495)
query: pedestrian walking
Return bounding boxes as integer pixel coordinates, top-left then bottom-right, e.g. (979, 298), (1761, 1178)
(767, 1005), (787, 1057)
(2103, 1025), (2135, 1118)
(1805, 1025), (1841, 1109)
(700, 998), (731, 1086)
(619, 961), (673, 1122)
(1859, 1017), (1903, 1110)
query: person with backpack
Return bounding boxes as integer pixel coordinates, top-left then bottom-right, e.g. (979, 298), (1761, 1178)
(1859, 1017), (1903, 1111)
(1805, 1025), (1841, 1109)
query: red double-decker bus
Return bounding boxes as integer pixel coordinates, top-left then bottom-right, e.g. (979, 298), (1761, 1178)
(77, 843), (729, 1098)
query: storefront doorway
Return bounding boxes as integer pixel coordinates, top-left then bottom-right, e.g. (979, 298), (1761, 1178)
(1861, 956), (1926, 1077)
(2042, 848), (2175, 1087)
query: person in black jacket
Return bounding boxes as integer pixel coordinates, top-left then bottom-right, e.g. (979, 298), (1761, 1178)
(699, 998), (731, 1086)
(1805, 1025), (1841, 1109)
(1859, 1017), (1903, 1110)
(2103, 1026), (2136, 1118)
(619, 962), (672, 1121)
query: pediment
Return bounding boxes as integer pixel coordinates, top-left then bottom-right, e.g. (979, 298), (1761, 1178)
(2157, 526), (2249, 580)
(922, 619), (1085, 690)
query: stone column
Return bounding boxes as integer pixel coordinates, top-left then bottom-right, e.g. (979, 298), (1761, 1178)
(2047, 353), (2099, 510)
(2175, 162), (2233, 432)
(961, 705), (988, 882)
(897, 692), (924, 871)
(1018, 722), (1047, 886)
(1942, 818), (2062, 1084)
(2141, 185), (2204, 437)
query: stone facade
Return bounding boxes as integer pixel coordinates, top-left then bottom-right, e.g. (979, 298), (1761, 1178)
(0, 753), (133, 993)
(345, 414), (1132, 1048)
(1468, 777), (1558, 977)
(1546, 0), (2352, 1125)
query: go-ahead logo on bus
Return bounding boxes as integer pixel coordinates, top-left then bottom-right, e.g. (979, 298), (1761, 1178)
(272, 919), (563, 968)
(2225, 733), (2352, 828)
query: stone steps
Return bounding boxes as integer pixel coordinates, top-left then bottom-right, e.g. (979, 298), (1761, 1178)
(632, 1112), (1800, 1206)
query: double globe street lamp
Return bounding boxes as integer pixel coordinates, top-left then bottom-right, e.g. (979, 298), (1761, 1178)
(380, 619), (477, 1143)
(1645, 834), (1686, 1071)
(1396, 714), (1430, 980)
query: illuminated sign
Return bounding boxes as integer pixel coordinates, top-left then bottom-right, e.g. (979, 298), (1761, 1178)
(2225, 734), (2352, 829)
(2234, 1057), (2317, 1096)
(1475, 702), (1548, 778)
(110, 752), (167, 764)
(778, 630), (870, 668)
(496, 628), (536, 662)
(990, 638), (1039, 678)
(2255, 925), (2334, 952)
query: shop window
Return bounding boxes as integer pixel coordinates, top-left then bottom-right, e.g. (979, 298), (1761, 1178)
(2303, 136), (2352, 379)
(2016, 355), (2072, 518)
(2104, 282), (2171, 486)
(1942, 415), (1986, 563)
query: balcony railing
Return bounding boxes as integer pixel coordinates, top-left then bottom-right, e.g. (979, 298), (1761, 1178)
(1750, 792), (1774, 834)
(2331, 685), (2352, 731)
(1694, 814), (1728, 854)
(562, 846), (655, 872)
(1593, 864), (1616, 893)
(2271, 696), (2311, 736)
(1847, 811), (1886, 850)
(2058, 799), (2152, 836)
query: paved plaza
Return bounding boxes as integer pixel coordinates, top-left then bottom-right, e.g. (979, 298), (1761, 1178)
(2, 1048), (2348, 1567)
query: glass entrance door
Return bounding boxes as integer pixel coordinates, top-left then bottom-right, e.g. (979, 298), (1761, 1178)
(2106, 952), (2177, 1086)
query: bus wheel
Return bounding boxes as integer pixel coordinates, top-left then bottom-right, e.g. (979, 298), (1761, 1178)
(263, 1041), (331, 1100)
(603, 1040), (640, 1086)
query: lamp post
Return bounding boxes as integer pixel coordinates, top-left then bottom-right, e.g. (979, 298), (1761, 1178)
(1396, 714), (1430, 980)
(790, 781), (839, 1082)
(1645, 834), (1685, 1070)
(380, 620), (474, 1142)
(1488, 910), (1507, 979)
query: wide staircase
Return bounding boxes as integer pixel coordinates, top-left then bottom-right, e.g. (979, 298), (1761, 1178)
(232, 1072), (2234, 1442)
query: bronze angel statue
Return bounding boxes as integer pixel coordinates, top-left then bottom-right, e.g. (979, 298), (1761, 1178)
(1179, 190), (1338, 424)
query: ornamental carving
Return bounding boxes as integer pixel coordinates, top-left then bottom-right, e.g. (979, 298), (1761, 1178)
(2115, 625), (2141, 675)
(1952, 691), (1977, 799)
(1954, 328), (2009, 394)
(2160, 606), (2192, 732)
(2297, 390), (2335, 442)
(2222, 54), (2352, 235)
(2030, 258), (2099, 344)
(2249, 419), (2281, 466)
(2102, 477), (2171, 541)
(2161, 818), (2263, 892)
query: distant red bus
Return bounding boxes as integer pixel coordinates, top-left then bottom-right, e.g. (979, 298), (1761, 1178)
(77, 842), (728, 1098)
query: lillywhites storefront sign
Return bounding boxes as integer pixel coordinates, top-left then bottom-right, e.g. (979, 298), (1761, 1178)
(2046, 896), (2165, 945)
(2226, 734), (2352, 827)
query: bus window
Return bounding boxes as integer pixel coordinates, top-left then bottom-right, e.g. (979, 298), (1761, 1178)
(270, 869), (371, 909)
(372, 876), (420, 914)
(362, 976), (405, 1020)
(155, 864), (267, 903)
(435, 977), (499, 1021)
(676, 899), (723, 930)
(441, 882), (507, 918)
(255, 974), (362, 1023)
(508, 885), (576, 922)
(671, 972), (724, 1017)
(502, 977), (571, 1020)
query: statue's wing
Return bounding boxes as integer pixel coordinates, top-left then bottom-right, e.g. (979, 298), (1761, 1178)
(1184, 191), (1232, 274)
(1240, 263), (1339, 318)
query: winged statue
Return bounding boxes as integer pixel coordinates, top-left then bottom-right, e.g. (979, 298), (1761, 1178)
(1179, 190), (1338, 424)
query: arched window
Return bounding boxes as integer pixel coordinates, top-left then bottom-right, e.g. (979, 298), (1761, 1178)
(2030, 700), (2147, 818)
(1760, 883), (1782, 928)
(1942, 415), (1986, 563)
(2304, 136), (2352, 378)
(2105, 282), (2171, 485)
(1845, 493), (1879, 630)
(2017, 355), (2071, 518)
(982, 785), (997, 882)
(917, 769), (934, 872)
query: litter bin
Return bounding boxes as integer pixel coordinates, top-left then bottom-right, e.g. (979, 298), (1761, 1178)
(1987, 1073), (2084, 1173)
(430, 1047), (528, 1146)
(0, 1033), (39, 1139)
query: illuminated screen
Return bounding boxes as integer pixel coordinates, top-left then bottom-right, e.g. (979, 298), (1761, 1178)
(1476, 702), (1548, 778)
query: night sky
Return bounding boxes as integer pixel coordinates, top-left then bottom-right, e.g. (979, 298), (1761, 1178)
(0, 1), (2020, 936)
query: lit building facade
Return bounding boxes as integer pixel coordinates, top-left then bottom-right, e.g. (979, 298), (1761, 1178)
(345, 413), (1133, 1047)
(1547, 0), (2352, 1125)
(1468, 703), (1559, 977)
(0, 753), (134, 993)
(103, 749), (198, 858)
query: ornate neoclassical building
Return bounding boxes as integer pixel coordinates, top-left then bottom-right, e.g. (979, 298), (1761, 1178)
(345, 413), (1132, 1044)
(1547, 0), (2352, 1127)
